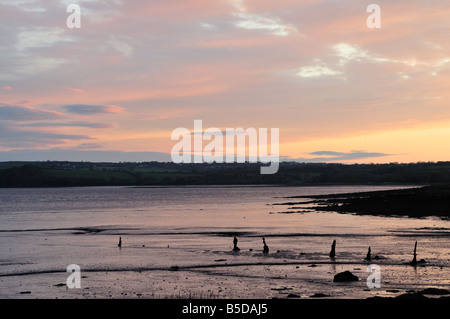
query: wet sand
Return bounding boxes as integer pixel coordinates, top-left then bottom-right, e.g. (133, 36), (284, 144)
(1, 232), (449, 299)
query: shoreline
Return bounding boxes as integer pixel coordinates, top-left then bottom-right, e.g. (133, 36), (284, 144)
(280, 184), (450, 219)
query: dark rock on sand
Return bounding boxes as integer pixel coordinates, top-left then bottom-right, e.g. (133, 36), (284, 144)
(271, 287), (292, 291)
(418, 288), (450, 295)
(386, 289), (400, 293)
(391, 288), (450, 300)
(406, 259), (427, 265)
(395, 292), (429, 299)
(310, 293), (329, 298)
(333, 271), (359, 282)
(287, 293), (300, 298)
(169, 266), (180, 271)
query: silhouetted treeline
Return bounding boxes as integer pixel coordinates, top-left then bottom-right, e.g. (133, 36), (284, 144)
(1, 161), (450, 187)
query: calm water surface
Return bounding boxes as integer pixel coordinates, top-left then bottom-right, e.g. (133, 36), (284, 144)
(1, 185), (448, 298)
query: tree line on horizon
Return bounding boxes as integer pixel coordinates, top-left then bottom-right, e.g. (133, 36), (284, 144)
(1, 161), (450, 187)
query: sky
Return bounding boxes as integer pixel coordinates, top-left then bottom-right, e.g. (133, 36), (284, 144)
(1, 0), (450, 163)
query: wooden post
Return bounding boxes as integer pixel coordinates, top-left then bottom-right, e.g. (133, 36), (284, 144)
(365, 247), (371, 261)
(329, 240), (336, 258)
(412, 241), (417, 264)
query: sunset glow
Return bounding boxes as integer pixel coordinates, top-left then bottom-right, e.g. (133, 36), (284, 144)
(1, 0), (450, 163)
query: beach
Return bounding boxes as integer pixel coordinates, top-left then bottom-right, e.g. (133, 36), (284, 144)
(1, 185), (449, 299)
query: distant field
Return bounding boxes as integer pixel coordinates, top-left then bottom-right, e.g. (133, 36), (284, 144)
(133, 167), (179, 173)
(41, 169), (204, 186)
(0, 162), (29, 169)
(45, 169), (137, 183)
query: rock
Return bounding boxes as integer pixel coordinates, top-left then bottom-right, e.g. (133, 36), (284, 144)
(406, 258), (427, 266)
(271, 287), (292, 291)
(311, 293), (329, 298)
(395, 292), (428, 299)
(367, 296), (393, 299)
(418, 288), (450, 295)
(169, 266), (180, 271)
(333, 270), (359, 282)
(287, 293), (300, 298)
(19, 291), (31, 294)
(386, 289), (400, 293)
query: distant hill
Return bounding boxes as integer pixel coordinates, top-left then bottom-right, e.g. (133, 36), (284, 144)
(1, 161), (450, 187)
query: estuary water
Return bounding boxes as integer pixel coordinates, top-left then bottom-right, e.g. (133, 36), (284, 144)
(0, 185), (449, 299)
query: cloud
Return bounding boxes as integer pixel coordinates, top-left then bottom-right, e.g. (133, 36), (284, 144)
(1, 0), (47, 13)
(297, 65), (343, 78)
(0, 148), (172, 162)
(66, 87), (84, 94)
(76, 143), (104, 150)
(233, 12), (297, 36)
(230, 0), (297, 37)
(0, 125), (92, 148)
(19, 121), (113, 129)
(15, 28), (74, 51)
(108, 35), (134, 57)
(289, 150), (392, 163)
(0, 103), (64, 121)
(62, 104), (125, 115)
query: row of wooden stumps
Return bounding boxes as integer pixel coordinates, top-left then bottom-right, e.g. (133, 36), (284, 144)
(233, 237), (426, 265)
(117, 236), (425, 265)
(328, 239), (425, 265)
(233, 236), (269, 254)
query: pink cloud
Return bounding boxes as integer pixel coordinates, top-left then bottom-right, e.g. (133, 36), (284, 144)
(62, 104), (125, 115)
(66, 87), (84, 94)
(0, 103), (65, 121)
